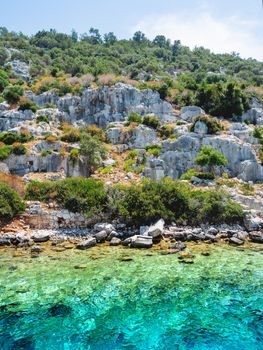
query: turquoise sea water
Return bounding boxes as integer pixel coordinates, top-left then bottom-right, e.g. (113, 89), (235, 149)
(0, 244), (262, 350)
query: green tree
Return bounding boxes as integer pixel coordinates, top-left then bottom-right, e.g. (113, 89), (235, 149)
(132, 31), (147, 43)
(153, 35), (169, 48)
(195, 146), (227, 174)
(0, 69), (9, 92)
(71, 29), (78, 42)
(0, 47), (8, 65)
(79, 132), (107, 173)
(3, 85), (24, 104)
(104, 32), (117, 45)
(0, 182), (25, 222)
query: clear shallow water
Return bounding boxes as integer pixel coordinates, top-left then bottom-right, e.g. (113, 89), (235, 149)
(0, 244), (262, 350)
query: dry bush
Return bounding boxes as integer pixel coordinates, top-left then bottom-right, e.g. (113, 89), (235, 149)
(61, 121), (74, 132)
(45, 135), (57, 143)
(67, 77), (80, 86)
(80, 74), (95, 87)
(97, 74), (116, 85)
(0, 173), (25, 196)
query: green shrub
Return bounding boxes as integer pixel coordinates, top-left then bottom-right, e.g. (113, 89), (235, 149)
(45, 103), (57, 109)
(189, 190), (244, 224)
(253, 127), (263, 140)
(127, 150), (139, 159)
(18, 100), (39, 112)
(195, 146), (227, 173)
(176, 120), (186, 126)
(157, 83), (169, 99)
(190, 115), (223, 134)
(25, 177), (244, 226)
(180, 168), (215, 180)
(3, 85), (24, 104)
(26, 178), (107, 217)
(146, 144), (161, 157)
(0, 131), (33, 145)
(69, 148), (80, 163)
(0, 182), (25, 222)
(158, 124), (174, 138)
(41, 149), (53, 156)
(98, 165), (112, 174)
(61, 128), (80, 143)
(12, 142), (27, 155)
(0, 145), (12, 160)
(0, 132), (17, 145)
(239, 183), (254, 196)
(18, 131), (34, 143)
(195, 81), (250, 118)
(81, 125), (106, 142)
(37, 115), (49, 123)
(143, 115), (160, 129)
(128, 113), (143, 124)
(124, 159), (136, 172)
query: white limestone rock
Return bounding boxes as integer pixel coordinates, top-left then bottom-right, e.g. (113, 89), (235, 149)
(180, 106), (205, 123)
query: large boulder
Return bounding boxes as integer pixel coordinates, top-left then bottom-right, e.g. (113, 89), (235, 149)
(106, 127), (126, 144)
(94, 230), (108, 243)
(93, 223), (115, 234)
(249, 231), (263, 243)
(109, 237), (122, 246)
(146, 219), (165, 238)
(194, 120), (208, 136)
(180, 106), (205, 123)
(130, 235), (153, 248)
(244, 213), (263, 232)
(76, 237), (97, 250)
(242, 108), (263, 125)
(229, 123), (256, 144)
(31, 231), (50, 243)
(129, 125), (159, 149)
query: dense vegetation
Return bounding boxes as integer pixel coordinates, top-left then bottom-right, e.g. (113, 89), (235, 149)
(0, 27), (262, 117)
(25, 177), (244, 226)
(0, 182), (25, 222)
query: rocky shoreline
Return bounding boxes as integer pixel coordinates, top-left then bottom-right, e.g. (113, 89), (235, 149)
(1, 219), (262, 257)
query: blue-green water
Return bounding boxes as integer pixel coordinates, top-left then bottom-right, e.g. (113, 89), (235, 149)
(0, 244), (262, 350)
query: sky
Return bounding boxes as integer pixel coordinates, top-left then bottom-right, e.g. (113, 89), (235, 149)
(1, 0), (263, 60)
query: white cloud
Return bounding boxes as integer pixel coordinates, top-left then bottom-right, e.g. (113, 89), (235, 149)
(131, 11), (263, 60)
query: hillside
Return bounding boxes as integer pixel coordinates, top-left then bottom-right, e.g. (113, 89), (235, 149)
(0, 26), (262, 242)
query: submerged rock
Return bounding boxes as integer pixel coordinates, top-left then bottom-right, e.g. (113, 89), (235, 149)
(229, 237), (244, 245)
(109, 237), (121, 246)
(170, 242), (186, 251)
(130, 235), (153, 248)
(31, 245), (43, 253)
(32, 232), (50, 243)
(76, 237), (97, 250)
(249, 231), (263, 243)
(94, 230), (108, 243)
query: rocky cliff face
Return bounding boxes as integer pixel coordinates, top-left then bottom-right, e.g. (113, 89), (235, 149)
(3, 153), (89, 178)
(146, 133), (263, 182)
(27, 83), (175, 128)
